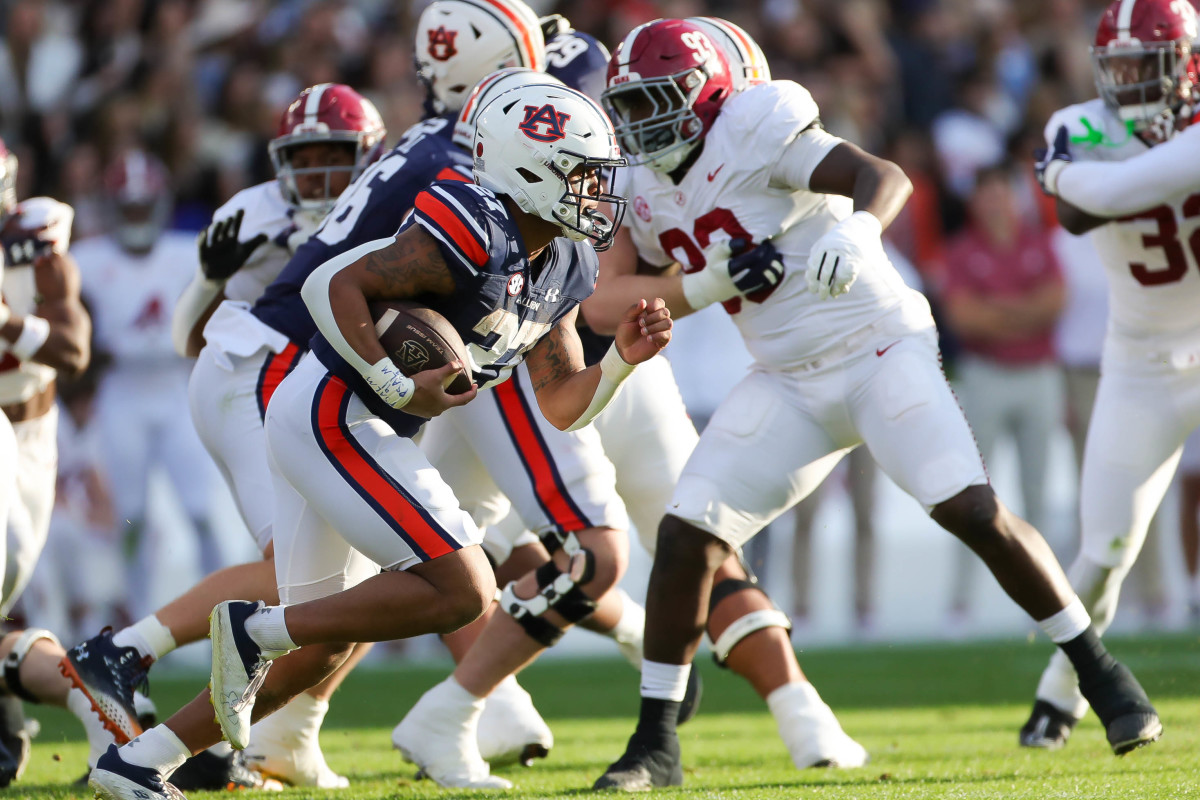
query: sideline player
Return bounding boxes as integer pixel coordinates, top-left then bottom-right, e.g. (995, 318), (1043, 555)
(588, 19), (1162, 790)
(63, 84), (386, 790)
(87, 81), (663, 800)
(0, 139), (117, 785)
(72, 151), (222, 603)
(1019, 0), (1200, 750)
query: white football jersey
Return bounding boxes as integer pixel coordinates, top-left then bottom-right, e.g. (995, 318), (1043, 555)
(75, 232), (197, 368)
(1046, 99), (1200, 351)
(0, 198), (73, 404)
(623, 81), (932, 369)
(211, 181), (296, 304)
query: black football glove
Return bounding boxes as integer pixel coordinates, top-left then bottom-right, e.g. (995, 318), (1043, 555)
(727, 238), (785, 298)
(197, 209), (268, 282)
(1034, 125), (1072, 197)
(0, 215), (53, 267)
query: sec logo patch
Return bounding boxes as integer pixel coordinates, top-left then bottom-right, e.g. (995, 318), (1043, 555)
(634, 195), (652, 222)
(507, 273), (525, 296)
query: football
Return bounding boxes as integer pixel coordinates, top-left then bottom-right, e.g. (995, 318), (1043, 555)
(370, 301), (473, 395)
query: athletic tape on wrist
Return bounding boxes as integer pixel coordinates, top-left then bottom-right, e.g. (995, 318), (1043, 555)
(10, 316), (50, 362)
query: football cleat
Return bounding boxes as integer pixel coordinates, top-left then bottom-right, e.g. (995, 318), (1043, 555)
(1079, 661), (1163, 755)
(89, 744), (187, 800)
(244, 697), (349, 789)
(59, 628), (149, 744)
(0, 695), (30, 786)
(1019, 699), (1080, 750)
(210, 601), (274, 750)
(592, 731), (683, 791)
(770, 682), (868, 769)
(477, 676), (553, 767)
(677, 665), (703, 725)
(170, 748), (281, 792)
(392, 679), (512, 789)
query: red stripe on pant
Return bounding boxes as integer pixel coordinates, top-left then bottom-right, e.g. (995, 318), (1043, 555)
(258, 342), (302, 417)
(315, 377), (455, 559)
(492, 378), (588, 533)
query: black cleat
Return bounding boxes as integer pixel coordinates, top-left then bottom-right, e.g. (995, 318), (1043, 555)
(0, 734), (22, 788)
(593, 732), (682, 792)
(89, 743), (187, 800)
(1019, 700), (1079, 750)
(0, 695), (30, 786)
(60, 629), (149, 744)
(1079, 661), (1163, 755)
(171, 748), (266, 792)
(676, 665), (703, 725)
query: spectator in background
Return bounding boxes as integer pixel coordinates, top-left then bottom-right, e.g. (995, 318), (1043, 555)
(940, 163), (1065, 624)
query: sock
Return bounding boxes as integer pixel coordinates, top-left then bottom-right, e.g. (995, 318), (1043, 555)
(120, 724), (190, 776)
(112, 616), (177, 662)
(605, 589), (645, 668)
(1038, 597), (1090, 643)
(244, 606), (298, 656)
(635, 697), (680, 740)
(1057, 627), (1117, 687)
(640, 660), (691, 702)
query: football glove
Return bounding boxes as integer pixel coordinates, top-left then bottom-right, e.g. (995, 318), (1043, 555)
(1034, 125), (1071, 197)
(727, 238), (785, 298)
(198, 209), (268, 282)
(805, 211), (882, 300)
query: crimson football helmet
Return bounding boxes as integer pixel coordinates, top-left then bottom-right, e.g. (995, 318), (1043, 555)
(104, 149), (172, 253)
(268, 83), (386, 218)
(0, 138), (16, 226)
(602, 19), (734, 173)
(1092, 0), (1200, 141)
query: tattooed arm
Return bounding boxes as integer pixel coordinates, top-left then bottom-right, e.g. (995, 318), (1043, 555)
(301, 225), (474, 415)
(527, 299), (672, 431)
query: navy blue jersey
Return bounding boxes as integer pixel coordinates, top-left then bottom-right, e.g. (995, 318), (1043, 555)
(311, 180), (599, 436)
(251, 114), (471, 346)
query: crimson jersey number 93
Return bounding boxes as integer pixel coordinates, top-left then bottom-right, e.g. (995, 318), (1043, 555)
(658, 207), (780, 314)
(1122, 193), (1200, 286)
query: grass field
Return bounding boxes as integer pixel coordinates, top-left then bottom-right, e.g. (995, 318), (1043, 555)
(16, 633), (1200, 799)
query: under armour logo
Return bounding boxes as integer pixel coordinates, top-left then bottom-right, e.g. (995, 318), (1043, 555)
(427, 26), (458, 61)
(544, 285), (561, 303)
(518, 104), (571, 143)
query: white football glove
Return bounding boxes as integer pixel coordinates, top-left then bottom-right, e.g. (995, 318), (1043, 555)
(805, 211), (883, 300)
(680, 239), (739, 311)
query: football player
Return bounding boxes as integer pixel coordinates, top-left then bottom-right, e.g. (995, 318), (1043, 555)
(0, 138), (117, 786)
(1018, 0), (1200, 750)
(87, 82), (666, 800)
(588, 19), (1162, 790)
(62, 84), (386, 790)
(71, 151), (222, 604)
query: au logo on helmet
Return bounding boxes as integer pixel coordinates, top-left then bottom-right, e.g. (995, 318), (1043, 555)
(427, 27), (458, 61)
(518, 104), (571, 143)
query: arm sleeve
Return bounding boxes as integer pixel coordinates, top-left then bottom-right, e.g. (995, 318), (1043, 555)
(767, 126), (844, 191)
(1056, 125), (1200, 216)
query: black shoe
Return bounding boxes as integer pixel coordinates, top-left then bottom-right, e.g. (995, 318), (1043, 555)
(592, 732), (682, 791)
(676, 665), (703, 725)
(1079, 661), (1163, 755)
(89, 743), (187, 799)
(171, 748), (265, 792)
(60, 629), (150, 744)
(0, 734), (21, 788)
(1018, 700), (1079, 750)
(0, 695), (30, 785)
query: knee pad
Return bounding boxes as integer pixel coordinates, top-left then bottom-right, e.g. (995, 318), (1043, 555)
(707, 579), (791, 667)
(501, 550), (598, 647)
(538, 529), (583, 557)
(2, 629), (59, 703)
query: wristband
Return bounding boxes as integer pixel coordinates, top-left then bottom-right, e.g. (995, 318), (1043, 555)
(10, 315), (50, 362)
(363, 357), (415, 410)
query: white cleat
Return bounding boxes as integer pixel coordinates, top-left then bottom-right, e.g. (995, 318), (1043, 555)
(210, 601), (275, 750)
(392, 677), (512, 789)
(768, 682), (869, 769)
(244, 695), (348, 788)
(477, 676), (553, 767)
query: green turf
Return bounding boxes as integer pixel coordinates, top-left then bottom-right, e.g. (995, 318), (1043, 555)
(17, 633), (1200, 799)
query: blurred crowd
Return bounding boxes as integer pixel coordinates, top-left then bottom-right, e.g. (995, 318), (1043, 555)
(6, 0), (1200, 642)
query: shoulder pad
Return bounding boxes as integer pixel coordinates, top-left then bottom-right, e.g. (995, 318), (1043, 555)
(413, 181), (510, 274)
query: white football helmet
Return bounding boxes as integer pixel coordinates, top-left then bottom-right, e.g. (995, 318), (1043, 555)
(452, 68), (564, 149)
(415, 0), (546, 115)
(687, 17), (771, 93)
(473, 83), (627, 249)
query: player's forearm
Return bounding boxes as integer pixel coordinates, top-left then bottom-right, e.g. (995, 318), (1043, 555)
(171, 268), (226, 357)
(1055, 136), (1200, 217)
(302, 240), (394, 374)
(9, 303), (91, 376)
(533, 364), (604, 430)
(583, 274), (692, 336)
(850, 158), (912, 229)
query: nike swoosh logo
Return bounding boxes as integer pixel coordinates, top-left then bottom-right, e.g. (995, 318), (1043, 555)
(707, 165), (724, 181)
(876, 341), (901, 357)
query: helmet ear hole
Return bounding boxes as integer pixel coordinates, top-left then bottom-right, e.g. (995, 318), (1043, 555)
(516, 167), (543, 183)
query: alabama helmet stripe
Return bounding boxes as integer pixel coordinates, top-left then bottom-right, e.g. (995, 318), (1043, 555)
(1117, 0), (1136, 41)
(303, 83), (331, 123)
(311, 374), (459, 561)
